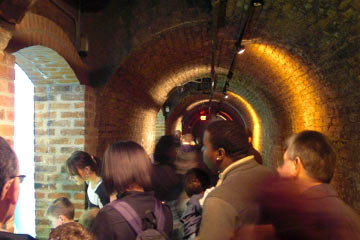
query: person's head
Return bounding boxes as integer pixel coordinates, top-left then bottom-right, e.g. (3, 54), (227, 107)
(49, 222), (95, 240)
(153, 135), (180, 164)
(278, 130), (336, 183)
(202, 120), (250, 172)
(47, 197), (75, 228)
(182, 133), (195, 145)
(184, 168), (210, 197)
(0, 137), (20, 226)
(174, 130), (182, 139)
(78, 208), (99, 230)
(102, 141), (152, 194)
(66, 151), (101, 185)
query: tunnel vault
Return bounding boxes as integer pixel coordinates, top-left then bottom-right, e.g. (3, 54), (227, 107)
(98, 25), (331, 162)
(97, 21), (360, 212)
(0, 1), (358, 238)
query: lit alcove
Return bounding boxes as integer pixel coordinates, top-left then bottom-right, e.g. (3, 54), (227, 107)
(14, 64), (36, 237)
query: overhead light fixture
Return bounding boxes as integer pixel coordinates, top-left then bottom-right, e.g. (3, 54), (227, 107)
(252, 0), (263, 7)
(237, 45), (246, 54)
(223, 81), (229, 99)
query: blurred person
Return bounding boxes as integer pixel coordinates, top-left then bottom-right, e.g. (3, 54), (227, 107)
(181, 168), (210, 240)
(78, 208), (99, 230)
(66, 151), (110, 209)
(259, 130), (360, 240)
(197, 120), (274, 240)
(181, 133), (196, 153)
(245, 128), (263, 165)
(175, 130), (182, 142)
(152, 135), (182, 201)
(0, 136), (36, 240)
(91, 141), (173, 240)
(49, 222), (94, 240)
(47, 197), (75, 229)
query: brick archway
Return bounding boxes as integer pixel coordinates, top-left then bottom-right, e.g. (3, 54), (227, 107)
(6, 13), (88, 84)
(13, 45), (96, 238)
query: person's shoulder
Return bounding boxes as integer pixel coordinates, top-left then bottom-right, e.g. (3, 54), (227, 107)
(0, 231), (37, 240)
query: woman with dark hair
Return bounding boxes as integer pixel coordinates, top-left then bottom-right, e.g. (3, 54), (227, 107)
(91, 141), (173, 240)
(66, 151), (110, 209)
(152, 135), (182, 201)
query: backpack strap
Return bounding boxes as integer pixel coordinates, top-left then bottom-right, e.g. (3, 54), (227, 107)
(153, 199), (165, 231)
(109, 200), (142, 234)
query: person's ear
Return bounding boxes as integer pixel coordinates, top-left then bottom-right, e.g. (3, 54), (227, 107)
(1, 179), (18, 204)
(59, 215), (66, 224)
(0, 180), (12, 200)
(216, 148), (226, 161)
(293, 157), (303, 177)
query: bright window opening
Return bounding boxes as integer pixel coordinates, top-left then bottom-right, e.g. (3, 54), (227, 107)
(14, 64), (36, 237)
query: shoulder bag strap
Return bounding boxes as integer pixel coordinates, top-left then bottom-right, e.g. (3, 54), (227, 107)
(109, 200), (142, 234)
(153, 199), (165, 230)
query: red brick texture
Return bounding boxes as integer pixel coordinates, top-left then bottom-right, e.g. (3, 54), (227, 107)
(6, 13), (88, 84)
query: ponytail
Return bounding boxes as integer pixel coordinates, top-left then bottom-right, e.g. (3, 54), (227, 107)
(66, 151), (102, 176)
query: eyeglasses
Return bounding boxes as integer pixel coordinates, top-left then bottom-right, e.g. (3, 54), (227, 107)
(11, 175), (26, 183)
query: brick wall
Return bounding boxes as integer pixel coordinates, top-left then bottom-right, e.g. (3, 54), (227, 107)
(0, 51), (15, 145)
(33, 84), (86, 238)
(155, 110), (165, 143)
(14, 46), (89, 238)
(0, 16), (15, 145)
(84, 86), (98, 156)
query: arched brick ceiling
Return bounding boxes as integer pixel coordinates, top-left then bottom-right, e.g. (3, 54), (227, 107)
(6, 13), (88, 84)
(14, 45), (79, 85)
(96, 0), (359, 210)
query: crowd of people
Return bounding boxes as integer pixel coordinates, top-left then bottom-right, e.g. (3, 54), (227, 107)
(0, 120), (360, 240)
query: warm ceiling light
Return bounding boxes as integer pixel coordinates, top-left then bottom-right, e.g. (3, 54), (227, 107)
(252, 0), (263, 7)
(200, 115), (207, 121)
(237, 46), (246, 54)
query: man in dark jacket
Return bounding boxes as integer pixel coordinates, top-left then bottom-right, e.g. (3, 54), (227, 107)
(0, 137), (36, 240)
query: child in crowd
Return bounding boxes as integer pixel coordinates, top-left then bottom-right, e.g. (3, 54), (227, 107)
(79, 208), (99, 230)
(180, 168), (211, 240)
(47, 197), (75, 229)
(49, 222), (95, 240)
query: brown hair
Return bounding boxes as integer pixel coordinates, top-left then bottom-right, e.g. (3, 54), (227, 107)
(153, 135), (180, 164)
(47, 197), (75, 220)
(66, 151), (102, 176)
(102, 141), (152, 194)
(184, 168), (210, 197)
(286, 130), (336, 183)
(78, 208), (99, 230)
(49, 222), (94, 240)
(205, 120), (250, 160)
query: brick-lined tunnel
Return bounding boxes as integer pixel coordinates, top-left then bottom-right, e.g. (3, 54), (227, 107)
(0, 0), (359, 238)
